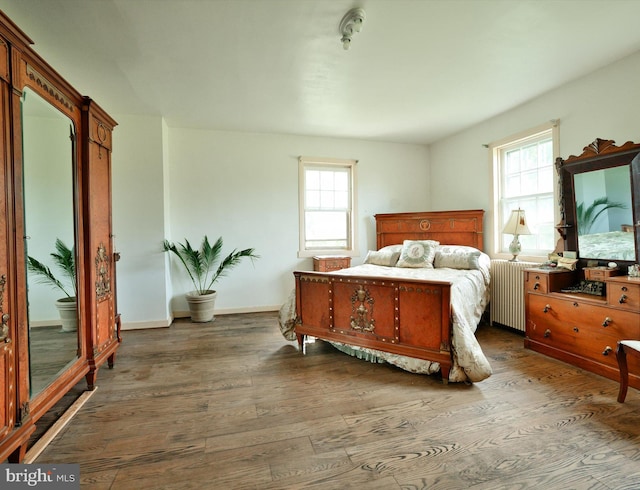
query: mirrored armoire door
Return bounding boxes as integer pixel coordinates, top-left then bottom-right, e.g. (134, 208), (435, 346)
(0, 9), (119, 463)
(21, 87), (80, 398)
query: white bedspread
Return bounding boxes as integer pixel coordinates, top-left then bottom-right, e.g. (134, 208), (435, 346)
(280, 263), (492, 383)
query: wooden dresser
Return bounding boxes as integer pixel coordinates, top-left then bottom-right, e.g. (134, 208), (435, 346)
(525, 268), (640, 389)
(313, 255), (351, 272)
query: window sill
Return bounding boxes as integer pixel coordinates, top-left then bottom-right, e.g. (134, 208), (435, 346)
(298, 250), (357, 259)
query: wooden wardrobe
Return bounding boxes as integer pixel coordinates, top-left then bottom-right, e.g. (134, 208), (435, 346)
(0, 11), (120, 462)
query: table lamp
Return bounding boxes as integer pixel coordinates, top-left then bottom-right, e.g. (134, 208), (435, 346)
(503, 208), (531, 261)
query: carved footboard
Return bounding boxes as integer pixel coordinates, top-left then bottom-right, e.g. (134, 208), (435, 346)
(294, 271), (453, 381)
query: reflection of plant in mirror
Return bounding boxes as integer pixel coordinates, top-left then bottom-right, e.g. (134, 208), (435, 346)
(577, 196), (628, 235)
(27, 239), (76, 298)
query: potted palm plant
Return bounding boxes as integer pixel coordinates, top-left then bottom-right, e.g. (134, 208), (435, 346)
(163, 235), (259, 322)
(27, 238), (77, 332)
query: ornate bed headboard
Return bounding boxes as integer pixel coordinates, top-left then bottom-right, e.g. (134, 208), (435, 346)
(375, 209), (485, 251)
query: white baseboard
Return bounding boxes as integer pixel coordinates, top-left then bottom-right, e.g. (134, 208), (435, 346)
(121, 319), (172, 330)
(120, 305), (280, 330)
(172, 304), (280, 319)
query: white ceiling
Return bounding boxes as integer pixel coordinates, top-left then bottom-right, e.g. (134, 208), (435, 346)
(2, 0), (640, 145)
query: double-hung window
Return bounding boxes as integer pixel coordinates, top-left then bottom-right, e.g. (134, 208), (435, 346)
(491, 123), (559, 258)
(298, 157), (357, 257)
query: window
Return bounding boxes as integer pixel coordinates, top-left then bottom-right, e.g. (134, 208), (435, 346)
(298, 157), (357, 257)
(491, 122), (559, 258)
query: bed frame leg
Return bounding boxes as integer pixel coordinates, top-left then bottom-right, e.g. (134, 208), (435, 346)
(441, 366), (450, 385)
(296, 333), (306, 355)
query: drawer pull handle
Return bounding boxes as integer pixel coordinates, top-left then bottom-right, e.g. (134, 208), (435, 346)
(544, 329), (551, 338)
(543, 304), (551, 313)
(535, 275), (540, 280)
(573, 327), (579, 333)
(621, 286), (628, 292)
(619, 294), (627, 304)
(534, 282), (540, 290)
(573, 302), (579, 307)
(602, 346), (613, 356)
(602, 317), (612, 327)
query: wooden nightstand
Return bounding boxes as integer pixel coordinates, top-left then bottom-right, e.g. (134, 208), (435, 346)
(313, 255), (351, 272)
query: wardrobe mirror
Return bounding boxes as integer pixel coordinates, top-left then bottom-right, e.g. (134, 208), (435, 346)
(21, 87), (79, 397)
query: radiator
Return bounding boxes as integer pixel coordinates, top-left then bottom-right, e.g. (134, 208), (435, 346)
(490, 259), (536, 332)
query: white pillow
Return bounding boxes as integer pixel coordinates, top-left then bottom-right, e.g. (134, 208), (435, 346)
(396, 240), (439, 268)
(378, 244), (403, 254)
(364, 249), (401, 267)
(434, 245), (481, 270)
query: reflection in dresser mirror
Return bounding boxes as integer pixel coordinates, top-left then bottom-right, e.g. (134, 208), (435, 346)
(575, 166), (634, 260)
(21, 87), (79, 397)
(556, 138), (640, 267)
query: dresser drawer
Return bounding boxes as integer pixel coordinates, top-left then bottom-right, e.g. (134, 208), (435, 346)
(525, 271), (548, 293)
(524, 269), (575, 294)
(606, 277), (640, 312)
(584, 267), (620, 281)
(528, 317), (624, 369)
(528, 294), (638, 334)
(527, 294), (640, 367)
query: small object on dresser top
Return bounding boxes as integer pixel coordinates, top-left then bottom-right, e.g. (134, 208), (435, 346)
(526, 266), (571, 273)
(557, 257), (578, 271)
(629, 264), (640, 277)
(538, 261), (557, 269)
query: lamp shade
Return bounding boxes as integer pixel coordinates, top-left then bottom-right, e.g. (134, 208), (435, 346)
(502, 208), (532, 235)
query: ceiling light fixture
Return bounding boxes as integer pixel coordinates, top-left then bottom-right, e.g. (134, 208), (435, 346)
(339, 8), (366, 50)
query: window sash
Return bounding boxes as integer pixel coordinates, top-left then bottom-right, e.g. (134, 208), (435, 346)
(492, 124), (558, 258)
(299, 157), (356, 256)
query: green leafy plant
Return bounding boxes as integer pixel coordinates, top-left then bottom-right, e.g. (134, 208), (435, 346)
(27, 238), (76, 298)
(576, 196), (628, 235)
(163, 236), (259, 295)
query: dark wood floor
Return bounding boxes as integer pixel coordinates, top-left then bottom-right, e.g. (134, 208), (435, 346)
(34, 312), (640, 489)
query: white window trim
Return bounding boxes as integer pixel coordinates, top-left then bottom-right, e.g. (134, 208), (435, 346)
(298, 156), (358, 258)
(489, 120), (560, 262)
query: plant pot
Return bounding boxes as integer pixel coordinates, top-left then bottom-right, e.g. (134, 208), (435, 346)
(55, 297), (77, 332)
(185, 290), (217, 322)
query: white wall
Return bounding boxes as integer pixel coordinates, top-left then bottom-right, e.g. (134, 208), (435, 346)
(112, 115), (172, 328)
(112, 125), (430, 326)
(429, 50), (640, 256)
(165, 129), (430, 317)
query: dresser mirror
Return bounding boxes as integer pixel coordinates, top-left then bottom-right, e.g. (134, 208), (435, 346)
(21, 87), (79, 397)
(557, 138), (640, 267)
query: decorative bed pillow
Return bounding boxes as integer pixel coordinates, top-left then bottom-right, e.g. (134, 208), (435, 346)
(364, 249), (401, 267)
(378, 244), (403, 254)
(396, 240), (439, 268)
(434, 245), (482, 270)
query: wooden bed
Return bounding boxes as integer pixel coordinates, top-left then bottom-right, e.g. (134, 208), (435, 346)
(293, 209), (486, 383)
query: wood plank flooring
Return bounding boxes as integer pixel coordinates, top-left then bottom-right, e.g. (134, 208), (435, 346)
(33, 312), (640, 489)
